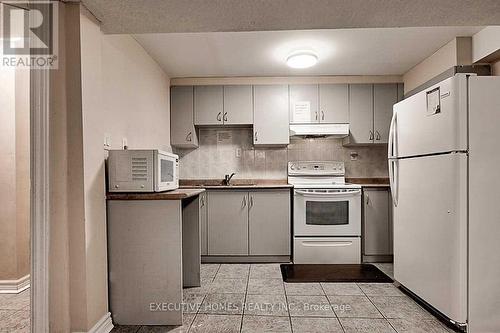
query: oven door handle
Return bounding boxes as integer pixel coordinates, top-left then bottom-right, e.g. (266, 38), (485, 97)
(301, 240), (353, 247)
(294, 189), (361, 198)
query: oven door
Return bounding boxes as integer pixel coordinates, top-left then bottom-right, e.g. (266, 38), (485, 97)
(294, 188), (361, 236)
(154, 152), (179, 191)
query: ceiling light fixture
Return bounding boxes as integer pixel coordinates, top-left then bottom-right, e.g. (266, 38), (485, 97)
(286, 51), (318, 69)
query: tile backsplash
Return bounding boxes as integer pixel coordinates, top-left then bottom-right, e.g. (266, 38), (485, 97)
(173, 127), (388, 179)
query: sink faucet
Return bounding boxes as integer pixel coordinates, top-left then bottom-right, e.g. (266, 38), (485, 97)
(222, 173), (236, 185)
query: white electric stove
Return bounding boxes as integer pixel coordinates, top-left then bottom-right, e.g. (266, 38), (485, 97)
(288, 161), (362, 264)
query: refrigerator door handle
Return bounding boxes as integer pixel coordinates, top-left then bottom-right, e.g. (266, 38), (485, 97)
(389, 159), (399, 207)
(388, 110), (397, 159)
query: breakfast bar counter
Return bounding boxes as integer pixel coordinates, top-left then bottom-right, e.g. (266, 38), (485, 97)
(106, 189), (205, 325)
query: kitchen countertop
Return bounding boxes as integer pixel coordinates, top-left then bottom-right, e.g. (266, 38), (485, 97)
(179, 179), (293, 189)
(106, 188), (205, 200)
(346, 178), (390, 188)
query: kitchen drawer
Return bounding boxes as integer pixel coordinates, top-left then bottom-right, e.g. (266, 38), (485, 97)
(293, 237), (361, 264)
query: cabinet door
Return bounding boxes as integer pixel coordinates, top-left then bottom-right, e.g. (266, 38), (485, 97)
(171, 86), (198, 148)
(208, 191), (248, 255)
(319, 84), (349, 123)
(223, 85), (253, 125)
(349, 84), (374, 144)
(289, 84), (319, 123)
(363, 188), (391, 255)
(373, 84), (398, 144)
(253, 85), (290, 146)
(200, 192), (208, 255)
(194, 85), (223, 125)
(248, 190), (290, 255)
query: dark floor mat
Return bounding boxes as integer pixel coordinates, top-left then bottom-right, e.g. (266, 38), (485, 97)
(280, 264), (393, 283)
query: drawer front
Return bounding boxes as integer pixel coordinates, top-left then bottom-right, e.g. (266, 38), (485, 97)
(293, 237), (361, 264)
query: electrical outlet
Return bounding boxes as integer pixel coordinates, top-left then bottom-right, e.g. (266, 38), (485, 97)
(104, 133), (111, 148)
(235, 148), (242, 158)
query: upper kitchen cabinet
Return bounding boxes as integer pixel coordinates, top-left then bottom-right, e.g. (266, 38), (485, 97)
(373, 84), (398, 143)
(171, 86), (198, 148)
(289, 84), (319, 123)
(346, 84), (374, 145)
(289, 84), (349, 124)
(319, 84), (349, 123)
(344, 83), (400, 145)
(194, 85), (224, 125)
(223, 85), (253, 125)
(253, 85), (290, 146)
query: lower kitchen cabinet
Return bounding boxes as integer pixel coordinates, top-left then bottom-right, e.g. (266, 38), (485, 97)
(199, 192), (208, 255)
(208, 191), (248, 255)
(248, 190), (290, 255)
(363, 188), (393, 261)
(206, 189), (291, 258)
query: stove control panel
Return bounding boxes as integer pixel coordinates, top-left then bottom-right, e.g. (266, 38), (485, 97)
(288, 161), (345, 176)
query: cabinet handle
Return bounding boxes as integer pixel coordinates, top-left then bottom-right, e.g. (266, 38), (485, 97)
(242, 196), (247, 208)
(315, 111), (318, 121)
(254, 131), (258, 142)
(223, 112), (228, 122)
(321, 110), (325, 121)
(249, 195), (253, 208)
(365, 194), (370, 206)
(186, 132), (192, 142)
(369, 130), (374, 141)
(375, 131), (381, 141)
(217, 112), (222, 122)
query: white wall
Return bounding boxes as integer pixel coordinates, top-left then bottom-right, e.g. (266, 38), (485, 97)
(79, 6), (171, 329)
(492, 59), (500, 76)
(472, 26), (500, 63)
(403, 37), (472, 93)
(0, 42), (30, 282)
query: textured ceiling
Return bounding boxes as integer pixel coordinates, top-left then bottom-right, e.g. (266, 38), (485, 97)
(134, 27), (483, 77)
(82, 0), (500, 34)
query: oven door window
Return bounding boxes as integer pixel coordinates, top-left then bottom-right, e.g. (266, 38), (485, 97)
(306, 200), (349, 225)
(160, 159), (174, 182)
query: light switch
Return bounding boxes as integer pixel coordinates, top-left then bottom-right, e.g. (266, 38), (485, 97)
(235, 148), (242, 158)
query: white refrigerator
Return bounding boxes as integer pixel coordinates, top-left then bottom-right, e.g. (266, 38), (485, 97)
(389, 73), (500, 333)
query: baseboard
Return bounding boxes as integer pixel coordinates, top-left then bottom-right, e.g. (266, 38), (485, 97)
(362, 255), (393, 263)
(73, 312), (114, 333)
(0, 275), (30, 294)
(202, 255), (291, 263)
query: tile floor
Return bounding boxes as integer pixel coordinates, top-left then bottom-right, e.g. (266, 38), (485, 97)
(0, 289), (30, 333)
(112, 263), (457, 333)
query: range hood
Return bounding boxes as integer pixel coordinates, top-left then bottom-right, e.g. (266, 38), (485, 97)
(289, 123), (349, 138)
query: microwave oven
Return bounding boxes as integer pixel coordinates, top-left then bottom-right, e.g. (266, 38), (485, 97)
(107, 149), (179, 192)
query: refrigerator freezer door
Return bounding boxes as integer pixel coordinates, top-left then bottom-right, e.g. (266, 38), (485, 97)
(392, 74), (468, 158)
(394, 153), (467, 324)
(468, 76), (500, 333)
